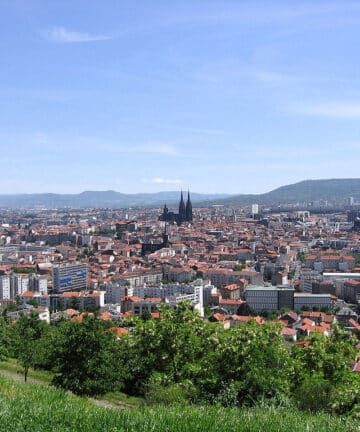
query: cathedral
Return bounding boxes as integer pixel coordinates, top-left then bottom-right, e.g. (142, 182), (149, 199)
(159, 190), (193, 225)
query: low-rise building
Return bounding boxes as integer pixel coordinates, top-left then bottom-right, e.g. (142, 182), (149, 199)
(245, 285), (294, 312)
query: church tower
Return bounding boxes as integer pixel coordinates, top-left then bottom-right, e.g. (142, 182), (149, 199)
(163, 203), (169, 216)
(186, 190), (193, 222)
(178, 190), (186, 222)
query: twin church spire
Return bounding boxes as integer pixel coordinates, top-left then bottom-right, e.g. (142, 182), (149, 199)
(159, 190), (193, 224)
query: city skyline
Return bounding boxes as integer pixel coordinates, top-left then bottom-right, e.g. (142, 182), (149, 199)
(1, 1), (360, 194)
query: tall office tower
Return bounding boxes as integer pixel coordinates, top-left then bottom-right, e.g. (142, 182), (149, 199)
(52, 262), (87, 293)
(251, 204), (259, 215)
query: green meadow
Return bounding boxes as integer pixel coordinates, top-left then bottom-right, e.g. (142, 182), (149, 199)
(0, 376), (358, 432)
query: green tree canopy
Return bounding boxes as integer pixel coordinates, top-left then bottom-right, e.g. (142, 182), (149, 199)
(51, 315), (123, 396)
(10, 313), (47, 381)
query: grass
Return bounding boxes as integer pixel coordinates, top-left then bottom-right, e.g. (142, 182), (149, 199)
(0, 358), (143, 408)
(96, 390), (144, 408)
(0, 376), (359, 432)
(0, 358), (53, 383)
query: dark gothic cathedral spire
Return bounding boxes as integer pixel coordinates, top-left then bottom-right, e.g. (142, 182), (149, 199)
(179, 190), (186, 221)
(186, 190), (193, 222)
(159, 190), (193, 225)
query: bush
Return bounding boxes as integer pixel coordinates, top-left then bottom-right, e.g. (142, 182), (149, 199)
(212, 381), (240, 407)
(328, 377), (360, 415)
(295, 374), (332, 412)
(145, 373), (195, 405)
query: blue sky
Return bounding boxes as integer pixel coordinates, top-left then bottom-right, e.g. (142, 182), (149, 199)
(1, 1), (360, 194)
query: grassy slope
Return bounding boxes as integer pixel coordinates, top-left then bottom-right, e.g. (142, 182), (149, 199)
(0, 358), (53, 383)
(0, 376), (358, 432)
(0, 358), (144, 408)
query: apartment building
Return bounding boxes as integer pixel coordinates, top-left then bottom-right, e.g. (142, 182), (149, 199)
(52, 262), (87, 293)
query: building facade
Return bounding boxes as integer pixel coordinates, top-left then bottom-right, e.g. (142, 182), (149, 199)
(52, 262), (87, 293)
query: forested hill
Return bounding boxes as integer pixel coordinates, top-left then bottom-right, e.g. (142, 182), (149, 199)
(205, 178), (360, 206)
(0, 191), (230, 209)
(1, 179), (360, 209)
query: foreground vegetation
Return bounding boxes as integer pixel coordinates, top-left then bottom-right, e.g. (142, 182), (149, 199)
(0, 376), (358, 432)
(0, 357), (52, 383)
(0, 358), (144, 408)
(2, 304), (360, 415)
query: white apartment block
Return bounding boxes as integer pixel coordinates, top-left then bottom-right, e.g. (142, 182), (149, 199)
(0, 274), (48, 301)
(0, 276), (11, 300)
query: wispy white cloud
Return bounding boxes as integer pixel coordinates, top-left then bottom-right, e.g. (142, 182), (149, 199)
(150, 2), (360, 30)
(135, 144), (178, 155)
(292, 102), (360, 119)
(97, 142), (179, 156)
(253, 69), (348, 86)
(142, 178), (183, 185)
(44, 27), (112, 43)
(253, 70), (303, 85)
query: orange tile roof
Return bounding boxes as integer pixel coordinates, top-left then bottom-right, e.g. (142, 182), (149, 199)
(219, 299), (245, 305)
(21, 291), (36, 297)
(145, 297), (162, 302)
(123, 296), (142, 302)
(282, 327), (297, 336)
(109, 327), (128, 338)
(63, 308), (80, 316)
(223, 284), (239, 291)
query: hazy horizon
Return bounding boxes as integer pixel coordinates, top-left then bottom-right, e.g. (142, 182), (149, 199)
(0, 177), (360, 197)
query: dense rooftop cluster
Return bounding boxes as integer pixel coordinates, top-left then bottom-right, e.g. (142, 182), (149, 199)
(1, 204), (360, 333)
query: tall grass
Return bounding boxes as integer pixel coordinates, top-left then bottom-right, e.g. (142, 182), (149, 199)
(0, 358), (53, 383)
(0, 376), (357, 432)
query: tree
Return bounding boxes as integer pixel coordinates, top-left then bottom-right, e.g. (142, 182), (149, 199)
(237, 302), (252, 316)
(10, 313), (47, 381)
(141, 308), (151, 321)
(67, 296), (81, 311)
(351, 253), (360, 266)
(120, 302), (214, 397)
(5, 302), (17, 312)
(27, 299), (39, 308)
(298, 252), (306, 264)
(33, 323), (60, 372)
(196, 321), (295, 405)
(0, 316), (8, 361)
(261, 309), (270, 319)
(292, 326), (359, 413)
(293, 325), (357, 385)
(52, 315), (123, 396)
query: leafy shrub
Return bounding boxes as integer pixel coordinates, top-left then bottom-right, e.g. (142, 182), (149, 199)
(328, 376), (360, 415)
(295, 374), (332, 412)
(145, 373), (195, 405)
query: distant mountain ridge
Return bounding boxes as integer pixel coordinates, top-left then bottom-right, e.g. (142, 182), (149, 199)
(0, 178), (359, 208)
(0, 190), (231, 209)
(205, 178), (360, 207)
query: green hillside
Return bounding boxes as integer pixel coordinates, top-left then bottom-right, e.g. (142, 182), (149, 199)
(0, 376), (357, 432)
(206, 178), (360, 206)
